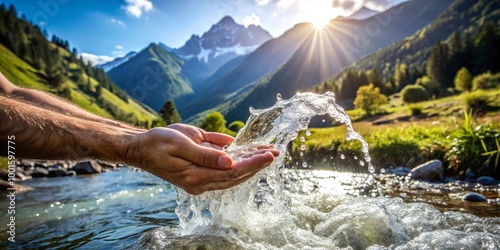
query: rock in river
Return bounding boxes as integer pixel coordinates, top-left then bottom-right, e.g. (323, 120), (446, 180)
(409, 160), (443, 181)
(463, 192), (487, 202)
(476, 176), (496, 185)
(71, 161), (102, 175)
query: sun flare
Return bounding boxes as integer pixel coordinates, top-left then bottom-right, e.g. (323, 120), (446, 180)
(311, 16), (331, 30)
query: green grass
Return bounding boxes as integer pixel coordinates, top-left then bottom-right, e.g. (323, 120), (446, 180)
(0, 157), (7, 170)
(0, 44), (52, 91)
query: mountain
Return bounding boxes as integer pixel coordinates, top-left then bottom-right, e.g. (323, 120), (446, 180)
(179, 22), (315, 121)
(107, 43), (192, 111)
(183, 0), (455, 123)
(171, 16), (272, 86)
(341, 7), (380, 20)
(349, 0), (500, 74)
(97, 51), (137, 72)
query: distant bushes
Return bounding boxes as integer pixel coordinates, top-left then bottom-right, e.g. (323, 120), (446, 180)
(462, 90), (491, 111)
(401, 85), (429, 103)
(408, 104), (423, 116)
(472, 71), (500, 91)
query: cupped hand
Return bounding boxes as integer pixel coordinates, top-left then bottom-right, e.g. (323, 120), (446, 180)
(125, 124), (279, 195)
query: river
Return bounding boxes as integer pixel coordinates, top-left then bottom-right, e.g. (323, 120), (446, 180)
(1, 167), (499, 249)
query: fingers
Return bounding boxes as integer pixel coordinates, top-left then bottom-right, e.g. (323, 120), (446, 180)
(175, 140), (234, 170)
(203, 132), (234, 147)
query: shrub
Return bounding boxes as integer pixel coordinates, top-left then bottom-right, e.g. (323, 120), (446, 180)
(228, 121), (245, 133)
(408, 104), (423, 116)
(472, 71), (500, 91)
(462, 90), (491, 111)
(445, 110), (500, 178)
(401, 84), (429, 103)
(454, 67), (472, 92)
(353, 83), (387, 115)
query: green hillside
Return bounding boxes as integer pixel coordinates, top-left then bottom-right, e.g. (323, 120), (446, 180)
(0, 4), (158, 126)
(107, 43), (193, 111)
(347, 0), (500, 81)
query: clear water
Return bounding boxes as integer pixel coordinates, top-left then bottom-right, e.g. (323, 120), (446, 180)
(1, 168), (499, 249)
(2, 92), (500, 249)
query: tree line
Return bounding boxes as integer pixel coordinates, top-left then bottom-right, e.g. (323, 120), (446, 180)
(312, 21), (500, 114)
(0, 4), (128, 102)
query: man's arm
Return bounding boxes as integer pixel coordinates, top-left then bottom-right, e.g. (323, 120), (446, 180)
(0, 95), (278, 194)
(0, 72), (144, 131)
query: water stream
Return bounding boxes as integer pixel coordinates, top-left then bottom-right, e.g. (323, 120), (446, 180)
(2, 92), (499, 249)
(143, 92), (500, 249)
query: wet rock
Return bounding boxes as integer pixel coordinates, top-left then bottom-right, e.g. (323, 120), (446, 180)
(409, 160), (443, 182)
(71, 161), (102, 175)
(48, 165), (68, 177)
(390, 166), (412, 176)
(30, 167), (50, 178)
(98, 161), (118, 170)
(476, 176), (496, 185)
(462, 192), (487, 202)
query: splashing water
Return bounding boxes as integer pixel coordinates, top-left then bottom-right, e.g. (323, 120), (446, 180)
(174, 92), (372, 241)
(139, 92), (500, 249)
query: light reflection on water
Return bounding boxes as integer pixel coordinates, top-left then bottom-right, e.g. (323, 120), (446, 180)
(0, 168), (499, 249)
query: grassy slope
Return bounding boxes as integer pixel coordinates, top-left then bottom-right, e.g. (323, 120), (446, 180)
(0, 43), (157, 121)
(293, 89), (500, 169)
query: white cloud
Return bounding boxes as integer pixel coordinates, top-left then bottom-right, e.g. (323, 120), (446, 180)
(242, 13), (261, 27)
(116, 45), (124, 50)
(277, 0), (295, 9)
(122, 0), (153, 18)
(111, 18), (126, 26)
(255, 0), (271, 5)
(80, 53), (114, 66)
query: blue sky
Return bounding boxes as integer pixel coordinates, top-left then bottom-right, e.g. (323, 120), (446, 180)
(1, 0), (405, 64)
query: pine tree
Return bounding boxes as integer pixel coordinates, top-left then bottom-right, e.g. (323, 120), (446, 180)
(427, 41), (450, 89)
(474, 22), (500, 75)
(159, 100), (182, 125)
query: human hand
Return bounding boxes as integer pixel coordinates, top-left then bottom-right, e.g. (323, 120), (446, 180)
(125, 124), (279, 195)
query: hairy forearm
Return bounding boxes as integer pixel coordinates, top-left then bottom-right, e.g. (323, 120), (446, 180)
(0, 72), (145, 132)
(0, 94), (140, 162)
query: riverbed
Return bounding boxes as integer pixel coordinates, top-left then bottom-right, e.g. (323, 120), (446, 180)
(1, 167), (499, 249)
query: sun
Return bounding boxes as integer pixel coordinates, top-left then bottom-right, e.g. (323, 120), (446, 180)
(311, 16), (331, 30)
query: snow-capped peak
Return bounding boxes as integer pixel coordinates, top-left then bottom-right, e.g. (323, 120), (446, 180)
(97, 51), (138, 72)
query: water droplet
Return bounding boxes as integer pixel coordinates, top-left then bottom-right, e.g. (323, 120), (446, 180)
(300, 136), (306, 142)
(222, 145), (229, 151)
(300, 144), (307, 151)
(302, 162), (308, 168)
(305, 130), (311, 136)
(299, 152), (304, 157)
(380, 168), (386, 174)
(276, 93), (282, 101)
(36, 213), (39, 217)
(322, 119), (326, 122)
(368, 165), (375, 173)
(354, 156), (358, 160)
(359, 161), (365, 167)
(340, 154), (345, 160)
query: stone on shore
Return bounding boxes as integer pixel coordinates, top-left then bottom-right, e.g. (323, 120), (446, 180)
(409, 160), (444, 181)
(71, 161), (102, 175)
(30, 166), (50, 178)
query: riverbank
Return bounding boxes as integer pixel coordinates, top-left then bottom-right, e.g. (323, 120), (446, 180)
(0, 159), (124, 190)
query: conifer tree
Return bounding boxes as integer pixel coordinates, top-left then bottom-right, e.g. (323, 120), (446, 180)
(159, 100), (182, 125)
